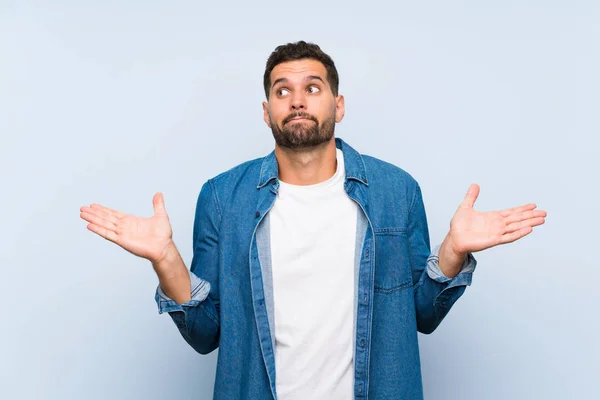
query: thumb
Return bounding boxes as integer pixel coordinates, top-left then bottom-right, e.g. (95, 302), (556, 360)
(153, 192), (168, 216)
(461, 184), (480, 209)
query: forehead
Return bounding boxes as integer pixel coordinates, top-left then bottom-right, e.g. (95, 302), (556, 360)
(270, 59), (328, 85)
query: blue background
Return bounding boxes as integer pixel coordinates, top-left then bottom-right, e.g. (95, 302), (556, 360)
(1, 1), (597, 399)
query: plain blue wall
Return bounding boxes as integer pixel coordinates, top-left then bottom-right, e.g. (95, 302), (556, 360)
(1, 1), (597, 399)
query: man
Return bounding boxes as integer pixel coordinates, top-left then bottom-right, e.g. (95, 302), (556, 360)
(79, 41), (546, 399)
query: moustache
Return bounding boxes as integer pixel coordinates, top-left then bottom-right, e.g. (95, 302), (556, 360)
(283, 112), (318, 125)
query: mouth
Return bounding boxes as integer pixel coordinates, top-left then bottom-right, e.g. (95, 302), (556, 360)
(285, 116), (315, 125)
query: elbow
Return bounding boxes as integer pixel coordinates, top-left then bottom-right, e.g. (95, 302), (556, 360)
(415, 304), (446, 334)
(414, 295), (453, 334)
(183, 325), (220, 355)
(416, 319), (438, 335)
(175, 301), (221, 355)
(193, 340), (219, 355)
(414, 304), (442, 334)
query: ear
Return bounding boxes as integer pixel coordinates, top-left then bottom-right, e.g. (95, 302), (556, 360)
(335, 94), (345, 123)
(262, 101), (271, 128)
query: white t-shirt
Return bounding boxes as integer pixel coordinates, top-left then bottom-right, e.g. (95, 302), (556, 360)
(270, 148), (358, 400)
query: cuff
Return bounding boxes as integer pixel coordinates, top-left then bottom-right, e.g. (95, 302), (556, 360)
(155, 270), (211, 314)
(426, 244), (477, 288)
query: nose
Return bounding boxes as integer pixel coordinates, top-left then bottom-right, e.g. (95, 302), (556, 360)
(290, 91), (306, 110)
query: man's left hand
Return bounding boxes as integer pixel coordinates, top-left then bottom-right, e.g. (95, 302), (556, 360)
(448, 183), (547, 256)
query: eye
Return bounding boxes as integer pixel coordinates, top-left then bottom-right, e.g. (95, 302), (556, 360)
(307, 85), (320, 94)
(276, 88), (290, 96)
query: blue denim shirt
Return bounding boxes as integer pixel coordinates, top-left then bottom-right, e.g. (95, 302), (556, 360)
(156, 137), (476, 400)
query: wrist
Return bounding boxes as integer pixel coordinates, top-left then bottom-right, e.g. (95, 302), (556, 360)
(152, 241), (180, 275)
(444, 232), (468, 259)
(439, 233), (467, 279)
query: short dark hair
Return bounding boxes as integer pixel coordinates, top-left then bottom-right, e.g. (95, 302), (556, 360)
(263, 41), (339, 99)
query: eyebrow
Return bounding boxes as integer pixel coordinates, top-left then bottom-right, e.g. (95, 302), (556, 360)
(272, 75), (325, 88)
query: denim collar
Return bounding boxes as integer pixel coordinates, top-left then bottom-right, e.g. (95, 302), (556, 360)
(256, 137), (369, 189)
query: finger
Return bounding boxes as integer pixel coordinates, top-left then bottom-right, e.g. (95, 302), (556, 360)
(500, 226), (533, 244)
(88, 203), (126, 219)
(80, 211), (118, 233)
(80, 206), (120, 226)
(86, 223), (119, 244)
(153, 192), (168, 216)
(499, 203), (537, 217)
(504, 209), (547, 225)
(505, 217), (545, 234)
(461, 184), (480, 209)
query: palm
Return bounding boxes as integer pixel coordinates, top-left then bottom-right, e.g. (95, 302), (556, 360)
(80, 193), (173, 263)
(114, 213), (172, 260)
(449, 184), (546, 254)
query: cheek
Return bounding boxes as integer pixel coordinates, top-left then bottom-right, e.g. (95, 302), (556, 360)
(310, 97), (335, 118)
(270, 105), (289, 124)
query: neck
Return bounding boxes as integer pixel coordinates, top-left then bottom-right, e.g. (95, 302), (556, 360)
(275, 138), (337, 185)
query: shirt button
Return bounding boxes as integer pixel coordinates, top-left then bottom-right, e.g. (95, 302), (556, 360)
(255, 211), (260, 218)
(358, 384), (363, 393)
(360, 339), (366, 348)
(363, 294), (368, 302)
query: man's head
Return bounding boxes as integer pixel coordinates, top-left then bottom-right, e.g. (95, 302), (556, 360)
(262, 41), (345, 150)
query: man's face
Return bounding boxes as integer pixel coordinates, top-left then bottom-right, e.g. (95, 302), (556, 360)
(263, 59), (345, 149)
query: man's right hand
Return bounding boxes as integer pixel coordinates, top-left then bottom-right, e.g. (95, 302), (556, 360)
(80, 192), (174, 265)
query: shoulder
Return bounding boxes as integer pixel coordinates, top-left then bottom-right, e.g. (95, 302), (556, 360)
(197, 155), (266, 207)
(209, 156), (264, 187)
(360, 153), (424, 213)
(361, 153), (419, 188)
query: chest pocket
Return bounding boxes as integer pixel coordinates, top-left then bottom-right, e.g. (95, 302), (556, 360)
(374, 228), (412, 292)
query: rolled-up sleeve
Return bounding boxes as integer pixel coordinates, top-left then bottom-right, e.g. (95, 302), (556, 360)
(155, 270), (211, 314)
(426, 244), (477, 288)
(153, 179), (221, 355)
(409, 182), (478, 334)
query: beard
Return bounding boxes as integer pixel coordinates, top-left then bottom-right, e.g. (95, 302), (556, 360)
(270, 110), (336, 149)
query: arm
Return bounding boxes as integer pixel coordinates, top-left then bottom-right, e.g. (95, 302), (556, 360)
(409, 183), (546, 334)
(155, 180), (221, 355)
(408, 184), (476, 334)
(80, 180), (222, 354)
(152, 240), (191, 304)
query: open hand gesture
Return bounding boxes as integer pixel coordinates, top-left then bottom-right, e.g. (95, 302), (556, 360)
(449, 184), (546, 254)
(80, 193), (173, 264)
